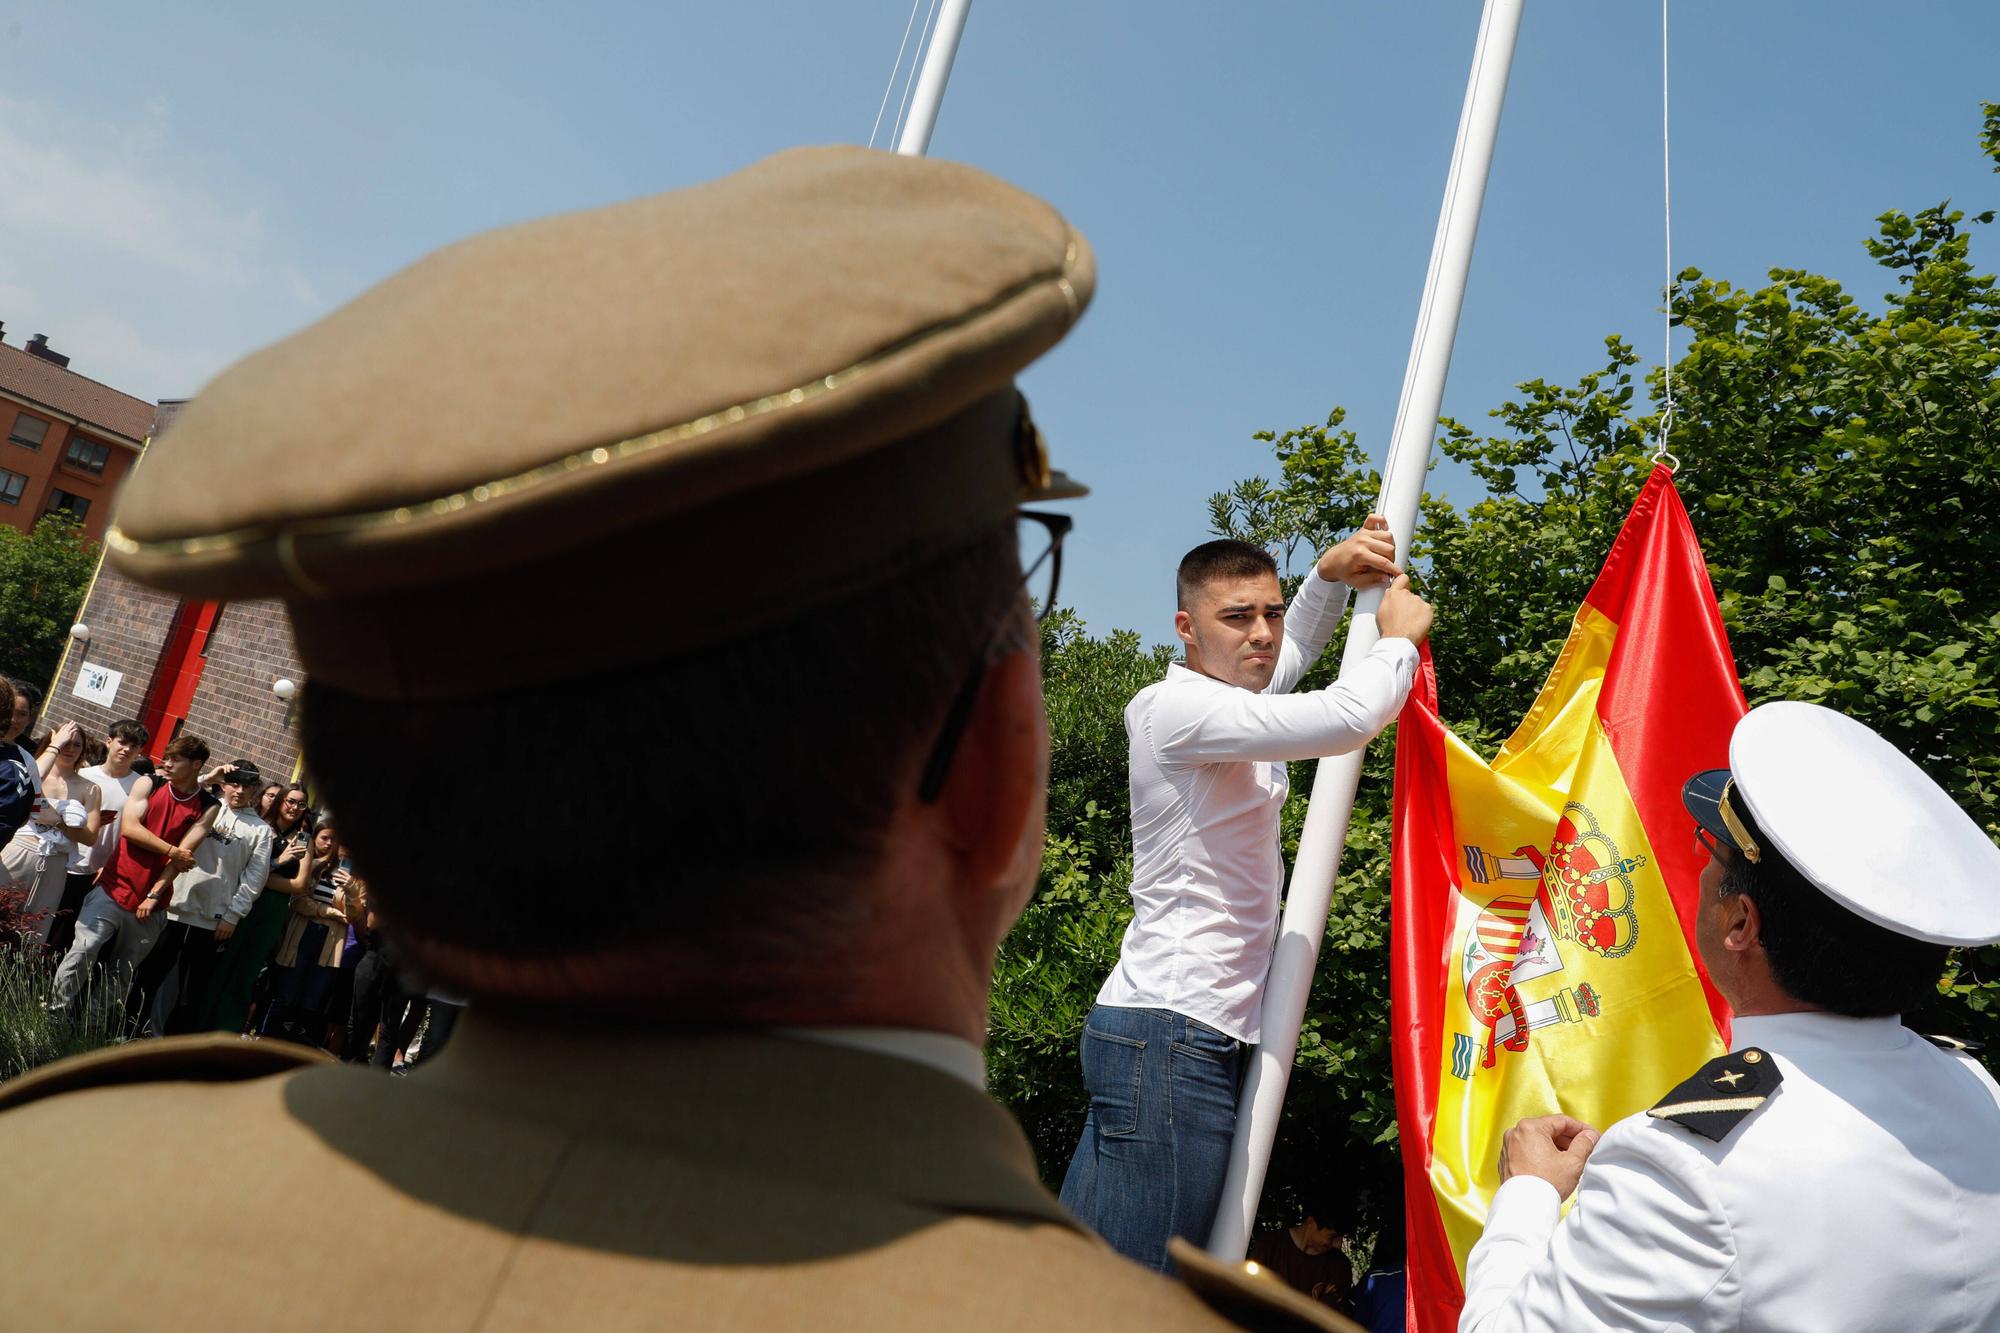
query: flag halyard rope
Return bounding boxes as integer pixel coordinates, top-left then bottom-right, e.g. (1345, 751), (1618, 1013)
(1652, 0), (1681, 471)
(889, 0), (945, 152)
(867, 0), (929, 150)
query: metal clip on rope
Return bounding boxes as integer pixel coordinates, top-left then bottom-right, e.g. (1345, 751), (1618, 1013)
(1650, 404), (1679, 471)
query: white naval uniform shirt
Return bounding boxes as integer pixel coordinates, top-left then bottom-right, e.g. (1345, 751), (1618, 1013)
(1460, 1012), (2000, 1332)
(1095, 571), (1419, 1043)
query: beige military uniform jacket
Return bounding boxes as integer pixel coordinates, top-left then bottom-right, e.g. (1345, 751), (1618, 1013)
(0, 1015), (1353, 1331)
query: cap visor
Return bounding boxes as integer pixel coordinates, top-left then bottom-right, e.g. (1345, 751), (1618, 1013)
(1029, 468), (1087, 501)
(1681, 769), (1740, 852)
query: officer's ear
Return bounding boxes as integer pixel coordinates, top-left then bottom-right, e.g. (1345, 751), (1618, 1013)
(933, 633), (1046, 890)
(1720, 890), (1763, 954)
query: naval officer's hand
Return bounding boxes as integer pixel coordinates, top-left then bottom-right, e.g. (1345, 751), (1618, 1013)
(1318, 514), (1401, 589)
(1498, 1114), (1601, 1200)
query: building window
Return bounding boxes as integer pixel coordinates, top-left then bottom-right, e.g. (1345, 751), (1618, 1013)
(7, 413), (48, 450)
(63, 436), (111, 475)
(43, 489), (90, 522)
(0, 469), (25, 506)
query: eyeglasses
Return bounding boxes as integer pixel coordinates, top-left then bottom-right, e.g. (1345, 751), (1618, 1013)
(1016, 510), (1071, 625)
(917, 511), (1073, 803)
(1694, 825), (1724, 859)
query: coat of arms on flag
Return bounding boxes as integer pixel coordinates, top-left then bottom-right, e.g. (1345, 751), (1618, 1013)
(1390, 465), (1744, 1330)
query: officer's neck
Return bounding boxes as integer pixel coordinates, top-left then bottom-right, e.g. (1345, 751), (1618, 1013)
(1730, 996), (1825, 1019)
(1718, 960), (1824, 1020)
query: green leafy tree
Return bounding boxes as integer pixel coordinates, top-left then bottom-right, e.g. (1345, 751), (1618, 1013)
(990, 102), (2000, 1248)
(0, 515), (99, 690)
(988, 610), (1170, 1169)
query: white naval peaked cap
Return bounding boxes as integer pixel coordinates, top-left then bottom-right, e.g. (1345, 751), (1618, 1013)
(1730, 701), (2000, 947)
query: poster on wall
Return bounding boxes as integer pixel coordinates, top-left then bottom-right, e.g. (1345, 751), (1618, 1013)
(73, 662), (122, 708)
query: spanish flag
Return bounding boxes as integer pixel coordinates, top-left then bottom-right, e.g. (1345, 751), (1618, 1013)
(1390, 466), (1743, 1330)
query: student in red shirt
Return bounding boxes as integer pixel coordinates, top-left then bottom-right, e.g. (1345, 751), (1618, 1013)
(46, 734), (213, 1017)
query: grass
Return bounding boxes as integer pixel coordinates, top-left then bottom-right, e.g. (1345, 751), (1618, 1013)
(0, 940), (129, 1083)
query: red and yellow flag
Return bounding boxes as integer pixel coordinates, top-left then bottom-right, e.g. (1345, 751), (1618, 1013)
(1390, 466), (1744, 1330)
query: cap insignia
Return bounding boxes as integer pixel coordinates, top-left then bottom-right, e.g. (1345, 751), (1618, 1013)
(1718, 779), (1763, 863)
(1014, 407), (1052, 493)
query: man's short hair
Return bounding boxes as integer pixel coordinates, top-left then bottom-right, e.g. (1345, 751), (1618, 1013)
(301, 525), (1021, 997)
(1177, 539), (1278, 611)
(162, 734), (210, 765)
(106, 719), (149, 747)
(1718, 849), (1948, 1017)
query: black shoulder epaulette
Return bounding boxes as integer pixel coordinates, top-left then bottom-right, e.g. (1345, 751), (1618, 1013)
(1921, 1032), (1985, 1054)
(0, 1034), (330, 1114)
(1644, 1046), (1782, 1143)
(1167, 1239), (1364, 1332)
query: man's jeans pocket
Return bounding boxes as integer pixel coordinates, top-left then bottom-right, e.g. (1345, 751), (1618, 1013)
(1172, 1016), (1239, 1066)
(1079, 1025), (1146, 1137)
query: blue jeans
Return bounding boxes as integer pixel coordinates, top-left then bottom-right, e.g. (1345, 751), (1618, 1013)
(1058, 1004), (1245, 1273)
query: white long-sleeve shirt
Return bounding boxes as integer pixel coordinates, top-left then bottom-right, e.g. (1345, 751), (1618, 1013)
(1095, 571), (1418, 1043)
(1458, 1013), (2000, 1332)
(166, 803), (274, 929)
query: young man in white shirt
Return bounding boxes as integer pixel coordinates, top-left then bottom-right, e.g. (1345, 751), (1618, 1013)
(57, 719), (149, 956)
(1060, 521), (1433, 1272)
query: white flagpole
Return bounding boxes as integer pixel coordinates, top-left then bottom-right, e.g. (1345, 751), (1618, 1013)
(1208, 0), (1527, 1260)
(895, 0), (974, 156)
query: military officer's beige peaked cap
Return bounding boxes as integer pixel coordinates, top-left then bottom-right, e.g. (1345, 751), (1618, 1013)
(105, 145), (1092, 701)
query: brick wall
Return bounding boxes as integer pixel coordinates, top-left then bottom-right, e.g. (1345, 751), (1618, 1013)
(46, 559), (177, 736)
(182, 600), (304, 778)
(45, 564), (304, 776)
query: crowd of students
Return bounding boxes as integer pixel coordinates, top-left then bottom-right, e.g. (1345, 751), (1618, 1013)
(0, 676), (460, 1067)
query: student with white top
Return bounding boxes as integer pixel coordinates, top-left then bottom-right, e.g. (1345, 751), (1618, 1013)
(2, 721), (102, 944)
(56, 719), (150, 955)
(1061, 522), (1433, 1272)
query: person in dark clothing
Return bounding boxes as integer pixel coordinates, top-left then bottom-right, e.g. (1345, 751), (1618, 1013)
(194, 784), (315, 1033)
(344, 890), (413, 1067)
(1245, 1215), (1352, 1313)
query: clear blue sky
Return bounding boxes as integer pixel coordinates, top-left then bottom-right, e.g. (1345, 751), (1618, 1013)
(2, 2), (1994, 640)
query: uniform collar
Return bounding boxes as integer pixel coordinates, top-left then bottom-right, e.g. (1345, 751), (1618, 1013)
(396, 1010), (1075, 1233)
(1731, 1011), (1914, 1054)
(778, 1026), (986, 1091)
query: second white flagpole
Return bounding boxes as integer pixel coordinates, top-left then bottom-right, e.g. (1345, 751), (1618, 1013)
(895, 0), (974, 157)
(1208, 0), (1527, 1260)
